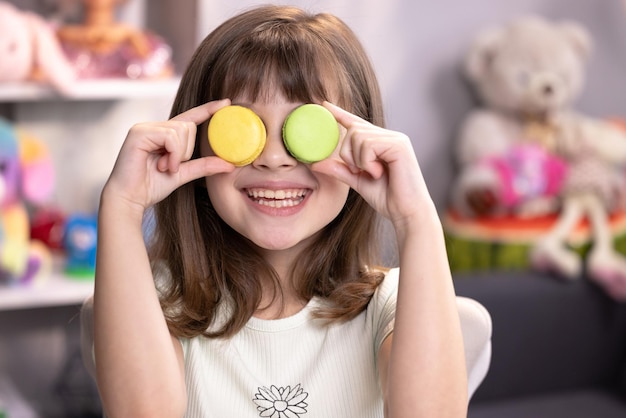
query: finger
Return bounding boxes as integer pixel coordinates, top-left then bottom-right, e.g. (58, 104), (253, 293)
(157, 153), (169, 172)
(177, 156), (235, 185)
(337, 127), (360, 174)
(167, 123), (193, 173)
(323, 102), (379, 173)
(171, 98), (231, 125)
(154, 124), (193, 173)
(311, 158), (360, 190)
(322, 101), (366, 129)
(352, 135), (387, 179)
(339, 125), (389, 178)
(170, 120), (198, 163)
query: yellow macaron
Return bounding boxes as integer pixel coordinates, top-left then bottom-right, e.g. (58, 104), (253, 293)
(208, 105), (267, 166)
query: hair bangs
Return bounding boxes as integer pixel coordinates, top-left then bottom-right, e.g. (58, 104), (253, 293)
(211, 22), (344, 105)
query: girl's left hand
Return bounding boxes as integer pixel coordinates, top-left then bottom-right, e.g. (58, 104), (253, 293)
(312, 102), (433, 228)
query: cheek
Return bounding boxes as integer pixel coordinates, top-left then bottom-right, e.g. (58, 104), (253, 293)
(319, 174), (351, 212)
(203, 171), (236, 222)
(204, 173), (231, 206)
(204, 174), (245, 234)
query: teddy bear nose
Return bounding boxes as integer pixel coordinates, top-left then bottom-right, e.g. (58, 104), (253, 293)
(542, 84), (554, 96)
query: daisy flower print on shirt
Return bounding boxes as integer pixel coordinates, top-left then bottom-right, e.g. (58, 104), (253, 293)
(253, 384), (309, 417)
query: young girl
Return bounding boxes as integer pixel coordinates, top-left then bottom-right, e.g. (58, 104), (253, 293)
(94, 5), (470, 417)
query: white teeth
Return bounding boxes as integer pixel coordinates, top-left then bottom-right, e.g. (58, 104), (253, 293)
(257, 199), (297, 208)
(246, 188), (307, 207)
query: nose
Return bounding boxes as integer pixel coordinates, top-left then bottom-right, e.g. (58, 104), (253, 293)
(530, 72), (562, 99)
(252, 125), (298, 170)
(542, 84), (554, 96)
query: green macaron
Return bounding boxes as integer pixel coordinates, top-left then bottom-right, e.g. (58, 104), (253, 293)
(282, 104), (340, 163)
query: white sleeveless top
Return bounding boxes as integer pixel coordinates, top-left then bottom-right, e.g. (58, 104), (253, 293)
(180, 268), (398, 418)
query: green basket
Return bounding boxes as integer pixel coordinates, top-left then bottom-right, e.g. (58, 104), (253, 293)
(443, 209), (626, 273)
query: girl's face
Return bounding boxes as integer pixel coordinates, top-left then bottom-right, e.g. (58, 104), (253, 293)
(200, 95), (350, 263)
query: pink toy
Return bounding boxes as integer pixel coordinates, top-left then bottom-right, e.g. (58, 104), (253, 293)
(0, 118), (54, 285)
(0, 1), (76, 93)
(481, 144), (568, 210)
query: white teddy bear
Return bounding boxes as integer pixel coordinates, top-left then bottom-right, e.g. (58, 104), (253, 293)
(451, 16), (589, 219)
(0, 1), (75, 92)
(451, 16), (626, 300)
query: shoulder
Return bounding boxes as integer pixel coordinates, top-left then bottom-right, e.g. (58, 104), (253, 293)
(366, 268), (399, 344)
(371, 267), (399, 305)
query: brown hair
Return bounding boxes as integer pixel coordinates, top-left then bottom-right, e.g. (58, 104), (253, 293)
(150, 5), (387, 339)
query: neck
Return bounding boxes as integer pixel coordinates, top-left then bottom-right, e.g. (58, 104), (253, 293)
(255, 278), (308, 319)
(255, 249), (308, 319)
(254, 296), (307, 320)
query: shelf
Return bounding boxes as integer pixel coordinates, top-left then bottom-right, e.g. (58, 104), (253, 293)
(0, 77), (181, 102)
(0, 273), (94, 311)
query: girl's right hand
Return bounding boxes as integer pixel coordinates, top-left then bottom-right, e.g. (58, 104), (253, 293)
(103, 99), (235, 214)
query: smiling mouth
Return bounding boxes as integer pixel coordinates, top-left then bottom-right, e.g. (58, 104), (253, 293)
(246, 188), (308, 208)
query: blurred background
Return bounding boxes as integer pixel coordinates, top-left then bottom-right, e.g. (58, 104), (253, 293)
(1, 0), (625, 416)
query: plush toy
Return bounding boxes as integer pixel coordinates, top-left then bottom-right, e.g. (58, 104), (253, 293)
(57, 0), (173, 79)
(449, 16), (626, 300)
(63, 213), (97, 278)
(450, 16), (590, 218)
(0, 118), (54, 285)
(0, 2), (76, 93)
(530, 117), (626, 300)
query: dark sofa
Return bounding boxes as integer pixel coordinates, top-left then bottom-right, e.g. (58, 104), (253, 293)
(454, 270), (626, 418)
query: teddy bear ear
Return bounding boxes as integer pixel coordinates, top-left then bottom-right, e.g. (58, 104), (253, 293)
(464, 26), (503, 83)
(559, 21), (592, 60)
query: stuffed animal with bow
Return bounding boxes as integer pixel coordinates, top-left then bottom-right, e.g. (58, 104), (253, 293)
(450, 16), (585, 219)
(0, 118), (54, 285)
(0, 1), (75, 93)
(450, 15), (626, 300)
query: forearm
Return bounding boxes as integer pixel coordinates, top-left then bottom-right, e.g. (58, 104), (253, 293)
(386, 205), (468, 417)
(94, 190), (186, 417)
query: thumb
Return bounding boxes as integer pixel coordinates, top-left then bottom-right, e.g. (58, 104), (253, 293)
(177, 156), (235, 185)
(311, 158), (360, 189)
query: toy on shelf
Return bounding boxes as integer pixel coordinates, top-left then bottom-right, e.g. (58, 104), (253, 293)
(63, 213), (97, 278)
(446, 16), (626, 300)
(0, 1), (76, 93)
(0, 118), (55, 286)
(31, 208), (98, 279)
(30, 207), (67, 252)
(57, 0), (174, 79)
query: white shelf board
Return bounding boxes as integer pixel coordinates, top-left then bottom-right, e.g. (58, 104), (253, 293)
(0, 77), (181, 102)
(0, 272), (94, 311)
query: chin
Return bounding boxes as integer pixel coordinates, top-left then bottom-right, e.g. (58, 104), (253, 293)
(247, 229), (319, 253)
(252, 237), (306, 252)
